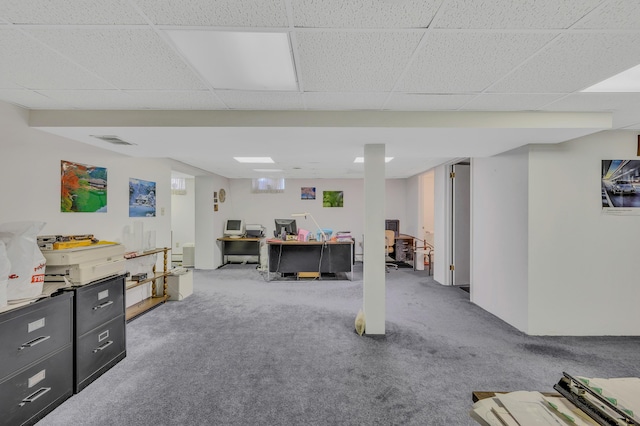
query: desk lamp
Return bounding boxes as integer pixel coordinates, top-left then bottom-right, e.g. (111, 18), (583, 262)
(291, 213), (327, 241)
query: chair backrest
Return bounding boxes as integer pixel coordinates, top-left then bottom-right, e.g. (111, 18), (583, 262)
(385, 230), (395, 254)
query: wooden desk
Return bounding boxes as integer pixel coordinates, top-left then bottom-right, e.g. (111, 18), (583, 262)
(266, 239), (354, 281)
(216, 237), (263, 266)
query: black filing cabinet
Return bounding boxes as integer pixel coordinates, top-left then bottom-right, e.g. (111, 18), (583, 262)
(0, 292), (74, 426)
(67, 274), (126, 393)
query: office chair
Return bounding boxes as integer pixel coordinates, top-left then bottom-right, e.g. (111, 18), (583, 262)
(385, 230), (398, 271)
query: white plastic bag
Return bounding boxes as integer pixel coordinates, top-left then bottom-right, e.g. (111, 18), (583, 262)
(0, 241), (10, 308)
(0, 221), (46, 302)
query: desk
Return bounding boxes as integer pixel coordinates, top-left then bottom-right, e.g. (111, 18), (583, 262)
(217, 237), (263, 266)
(267, 240), (354, 281)
(392, 234), (414, 263)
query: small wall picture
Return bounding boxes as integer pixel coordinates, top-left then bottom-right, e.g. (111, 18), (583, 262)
(323, 190), (344, 207)
(602, 159), (640, 214)
(61, 160), (108, 213)
(129, 178), (156, 217)
(214, 204), (219, 212)
(301, 187), (316, 200)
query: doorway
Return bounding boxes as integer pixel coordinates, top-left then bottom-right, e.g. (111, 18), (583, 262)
(450, 161), (470, 286)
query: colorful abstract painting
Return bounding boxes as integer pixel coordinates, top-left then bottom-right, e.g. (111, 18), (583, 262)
(61, 160), (107, 212)
(129, 178), (156, 217)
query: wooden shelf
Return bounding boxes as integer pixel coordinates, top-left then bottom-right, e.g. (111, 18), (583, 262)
(125, 295), (168, 322)
(124, 247), (170, 321)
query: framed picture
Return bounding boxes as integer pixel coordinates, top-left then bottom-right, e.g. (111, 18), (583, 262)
(301, 187), (316, 200)
(602, 159), (640, 215)
(214, 204), (219, 212)
(323, 190), (344, 207)
(129, 178), (156, 217)
(61, 160), (107, 213)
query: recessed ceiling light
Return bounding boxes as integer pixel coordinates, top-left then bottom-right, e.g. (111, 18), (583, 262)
(354, 157), (394, 163)
(253, 168), (283, 172)
(165, 30), (298, 91)
(582, 63), (640, 92)
(234, 157), (274, 163)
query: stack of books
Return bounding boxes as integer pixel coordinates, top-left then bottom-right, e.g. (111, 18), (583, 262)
(335, 231), (352, 242)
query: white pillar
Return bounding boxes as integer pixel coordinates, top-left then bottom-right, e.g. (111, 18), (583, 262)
(363, 144), (386, 335)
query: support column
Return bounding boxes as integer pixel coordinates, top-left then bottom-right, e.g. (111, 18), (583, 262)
(363, 144), (386, 335)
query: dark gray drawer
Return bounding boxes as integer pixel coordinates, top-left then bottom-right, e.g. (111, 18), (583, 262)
(0, 293), (73, 381)
(0, 345), (73, 426)
(75, 314), (126, 392)
(74, 274), (125, 336)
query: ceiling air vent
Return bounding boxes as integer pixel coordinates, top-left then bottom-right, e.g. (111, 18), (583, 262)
(90, 135), (136, 146)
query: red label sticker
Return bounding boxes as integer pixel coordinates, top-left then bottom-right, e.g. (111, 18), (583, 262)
(31, 274), (45, 283)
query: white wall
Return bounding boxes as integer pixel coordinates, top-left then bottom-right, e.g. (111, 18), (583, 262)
(472, 147), (530, 332)
(433, 164), (449, 285)
(421, 170), (435, 236)
(528, 131), (640, 335)
(171, 178), (195, 254)
(0, 101), (172, 251)
(194, 174), (230, 269)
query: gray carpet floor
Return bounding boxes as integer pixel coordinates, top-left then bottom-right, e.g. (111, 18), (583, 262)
(39, 264), (640, 425)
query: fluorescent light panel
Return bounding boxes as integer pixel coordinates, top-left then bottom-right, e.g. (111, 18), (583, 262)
(234, 157), (274, 163)
(582, 63), (640, 92)
(354, 157), (394, 163)
(165, 30), (298, 91)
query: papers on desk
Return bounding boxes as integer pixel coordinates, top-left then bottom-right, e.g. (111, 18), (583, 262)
(471, 391), (599, 426)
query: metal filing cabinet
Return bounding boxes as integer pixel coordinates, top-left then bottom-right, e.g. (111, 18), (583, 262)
(0, 292), (74, 426)
(66, 274), (126, 393)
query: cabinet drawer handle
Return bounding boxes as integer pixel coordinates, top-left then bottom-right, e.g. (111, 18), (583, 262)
(92, 340), (113, 353)
(93, 300), (114, 310)
(18, 335), (50, 351)
(19, 387), (51, 407)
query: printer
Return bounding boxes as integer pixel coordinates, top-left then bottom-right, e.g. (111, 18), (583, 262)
(42, 243), (126, 285)
(245, 224), (265, 238)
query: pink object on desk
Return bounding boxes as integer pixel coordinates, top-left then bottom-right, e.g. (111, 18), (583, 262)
(298, 229), (310, 242)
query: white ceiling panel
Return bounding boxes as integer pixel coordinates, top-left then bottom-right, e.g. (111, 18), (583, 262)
(25, 29), (207, 91)
(0, 29), (115, 90)
(291, 0), (440, 28)
(122, 91), (227, 109)
(385, 93), (475, 110)
(574, 0), (640, 29)
(489, 33), (640, 93)
(0, 0), (144, 25)
(433, 0), (602, 29)
(460, 94), (566, 111)
(304, 92), (387, 110)
(133, 0), (288, 27)
(0, 89), (71, 109)
(296, 32), (422, 92)
(216, 90), (304, 110)
(398, 32), (556, 93)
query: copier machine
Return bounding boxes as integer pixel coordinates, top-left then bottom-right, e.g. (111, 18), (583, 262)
(42, 243), (126, 285)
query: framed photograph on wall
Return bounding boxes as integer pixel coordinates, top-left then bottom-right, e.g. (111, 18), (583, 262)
(301, 187), (316, 200)
(61, 160), (107, 213)
(129, 178), (156, 217)
(323, 190), (344, 207)
(602, 159), (640, 215)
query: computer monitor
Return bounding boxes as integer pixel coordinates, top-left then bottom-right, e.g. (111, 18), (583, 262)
(385, 219), (400, 238)
(224, 219), (245, 238)
(274, 218), (297, 237)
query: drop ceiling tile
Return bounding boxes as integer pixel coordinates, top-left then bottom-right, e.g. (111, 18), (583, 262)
(385, 93), (475, 110)
(489, 33), (640, 93)
(574, 0), (640, 29)
(0, 89), (71, 109)
(25, 29), (207, 90)
(397, 32), (556, 93)
(36, 90), (137, 109)
(125, 91), (227, 109)
(304, 92), (387, 110)
(291, 0), (440, 28)
(0, 0), (144, 25)
(216, 90), (304, 109)
(296, 31), (422, 92)
(541, 92), (640, 128)
(460, 94), (566, 111)
(134, 0), (287, 27)
(433, 0), (602, 29)
(0, 29), (114, 90)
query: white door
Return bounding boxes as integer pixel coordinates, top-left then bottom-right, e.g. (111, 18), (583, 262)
(451, 163), (470, 285)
